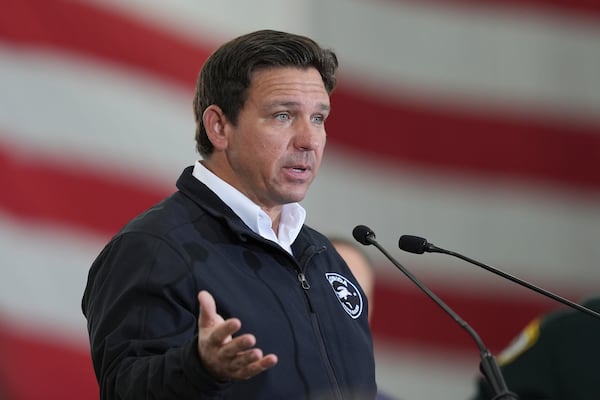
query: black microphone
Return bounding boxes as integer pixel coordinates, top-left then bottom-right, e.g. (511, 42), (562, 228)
(398, 234), (600, 320)
(352, 225), (518, 400)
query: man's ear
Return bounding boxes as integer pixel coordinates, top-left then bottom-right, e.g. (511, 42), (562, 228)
(202, 105), (229, 151)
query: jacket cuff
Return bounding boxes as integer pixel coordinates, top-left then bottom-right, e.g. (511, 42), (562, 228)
(183, 335), (232, 395)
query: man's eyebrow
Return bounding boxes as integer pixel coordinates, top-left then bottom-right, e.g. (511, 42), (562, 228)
(317, 103), (331, 112)
(264, 101), (299, 109)
(263, 101), (330, 112)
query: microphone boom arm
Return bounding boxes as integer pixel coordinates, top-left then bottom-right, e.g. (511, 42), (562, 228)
(353, 226), (518, 399)
(428, 244), (600, 321)
(372, 241), (487, 353)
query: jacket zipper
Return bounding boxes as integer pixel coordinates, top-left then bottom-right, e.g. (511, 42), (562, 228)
(295, 246), (343, 400)
(297, 272), (310, 289)
(245, 237), (345, 399)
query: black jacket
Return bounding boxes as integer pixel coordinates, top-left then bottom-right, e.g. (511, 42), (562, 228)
(82, 166), (376, 400)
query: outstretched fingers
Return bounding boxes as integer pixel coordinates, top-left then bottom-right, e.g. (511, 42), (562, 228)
(196, 291), (278, 380)
(230, 349), (278, 380)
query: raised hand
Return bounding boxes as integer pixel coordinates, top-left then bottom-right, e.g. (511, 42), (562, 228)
(196, 291), (278, 380)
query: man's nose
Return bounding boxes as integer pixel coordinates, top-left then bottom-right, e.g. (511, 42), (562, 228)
(293, 118), (324, 151)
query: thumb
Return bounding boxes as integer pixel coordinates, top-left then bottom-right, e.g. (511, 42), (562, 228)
(198, 290), (218, 328)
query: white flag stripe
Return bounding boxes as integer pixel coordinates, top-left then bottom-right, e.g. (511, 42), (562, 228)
(308, 150), (600, 289)
(4, 1), (599, 191)
(375, 341), (479, 399)
(79, 0), (312, 44)
(79, 0), (600, 123)
(0, 212), (97, 348)
(316, 0), (600, 121)
(0, 45), (197, 183)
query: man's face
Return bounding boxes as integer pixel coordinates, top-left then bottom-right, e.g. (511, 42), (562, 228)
(220, 67), (330, 211)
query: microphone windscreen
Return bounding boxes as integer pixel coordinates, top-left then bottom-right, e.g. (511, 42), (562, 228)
(352, 225), (375, 245)
(399, 235), (428, 254)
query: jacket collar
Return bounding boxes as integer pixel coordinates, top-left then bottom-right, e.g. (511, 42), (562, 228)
(176, 166), (252, 240)
(176, 166), (326, 261)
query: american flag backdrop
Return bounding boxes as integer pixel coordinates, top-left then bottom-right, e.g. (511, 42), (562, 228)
(1, 0), (599, 399)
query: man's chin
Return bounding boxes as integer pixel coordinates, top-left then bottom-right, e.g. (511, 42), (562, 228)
(277, 188), (309, 205)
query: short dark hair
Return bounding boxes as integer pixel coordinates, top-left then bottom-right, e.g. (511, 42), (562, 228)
(192, 29), (339, 157)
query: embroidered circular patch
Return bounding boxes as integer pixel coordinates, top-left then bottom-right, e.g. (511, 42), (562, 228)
(325, 272), (363, 319)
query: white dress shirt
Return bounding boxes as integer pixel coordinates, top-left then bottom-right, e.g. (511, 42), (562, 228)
(192, 160), (306, 255)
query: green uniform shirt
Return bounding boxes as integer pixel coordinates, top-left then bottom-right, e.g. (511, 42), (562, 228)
(471, 297), (600, 400)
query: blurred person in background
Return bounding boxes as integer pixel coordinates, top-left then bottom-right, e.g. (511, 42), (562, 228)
(331, 237), (400, 400)
(82, 29), (376, 400)
(470, 296), (600, 400)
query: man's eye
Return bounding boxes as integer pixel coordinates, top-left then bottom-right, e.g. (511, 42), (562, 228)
(311, 115), (325, 124)
(275, 113), (290, 121)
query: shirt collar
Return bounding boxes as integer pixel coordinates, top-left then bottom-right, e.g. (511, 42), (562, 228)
(192, 160), (306, 254)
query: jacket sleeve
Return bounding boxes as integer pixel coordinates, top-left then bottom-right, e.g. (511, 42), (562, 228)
(82, 232), (231, 399)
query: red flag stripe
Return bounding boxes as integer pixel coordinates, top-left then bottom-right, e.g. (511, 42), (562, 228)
(0, 323), (98, 400)
(0, 0), (209, 88)
(0, 139), (169, 237)
(2, 0), (600, 193)
(327, 92), (600, 194)
(371, 280), (563, 353)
